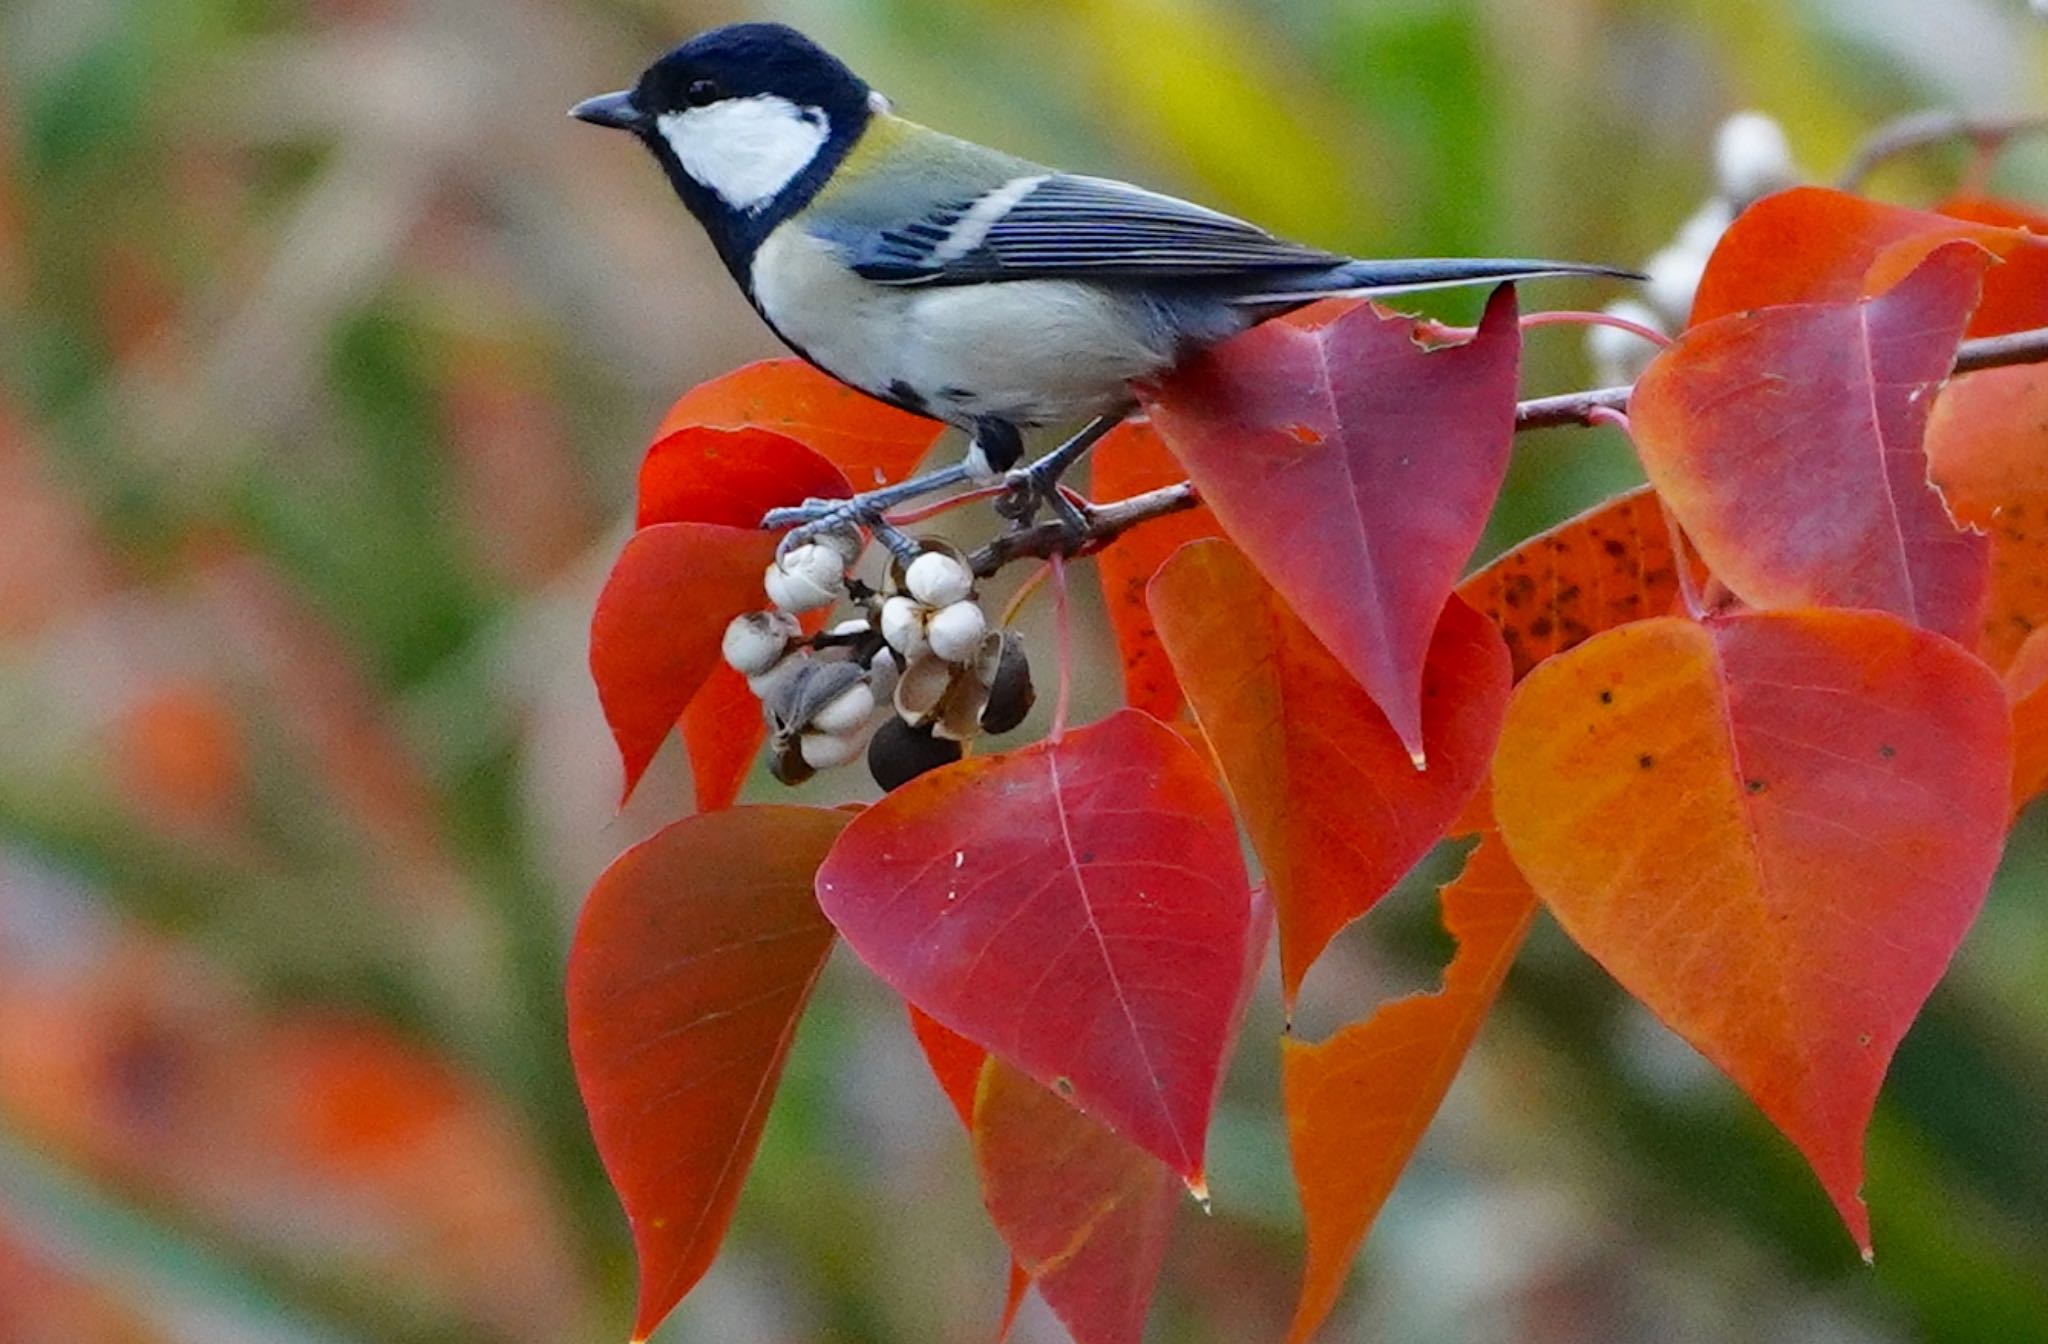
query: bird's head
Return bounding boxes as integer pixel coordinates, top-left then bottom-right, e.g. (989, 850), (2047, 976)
(572, 23), (878, 262)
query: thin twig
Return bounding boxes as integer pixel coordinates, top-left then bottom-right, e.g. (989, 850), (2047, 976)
(967, 323), (2048, 573)
(1836, 110), (2048, 192)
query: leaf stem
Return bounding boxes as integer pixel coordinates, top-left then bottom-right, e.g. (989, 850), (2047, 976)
(1049, 555), (1072, 744)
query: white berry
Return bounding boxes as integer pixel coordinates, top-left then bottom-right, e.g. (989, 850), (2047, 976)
(721, 611), (798, 677)
(925, 600), (988, 664)
(765, 544), (846, 613)
(905, 551), (974, 607)
(880, 595), (929, 659)
(809, 680), (876, 737)
(800, 730), (865, 770)
(1713, 111), (1796, 206)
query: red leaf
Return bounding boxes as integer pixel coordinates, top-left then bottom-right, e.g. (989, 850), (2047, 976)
(1931, 197), (2048, 336)
(1926, 364), (2048, 669)
(1458, 485), (1694, 680)
(973, 1061), (1181, 1344)
(1281, 831), (1537, 1343)
(637, 425), (853, 530)
(968, 889), (1270, 1344)
(1630, 242), (1992, 644)
(1090, 420), (1222, 721)
(1141, 288), (1522, 762)
(1149, 539), (1508, 1006)
(1492, 610), (2012, 1252)
(1690, 186), (2048, 337)
(654, 359), (944, 490)
(631, 428), (850, 809)
(567, 805), (848, 1342)
(590, 523), (776, 802)
(816, 709), (1252, 1181)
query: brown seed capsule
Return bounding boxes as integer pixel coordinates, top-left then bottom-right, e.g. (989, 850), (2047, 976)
(980, 632), (1035, 734)
(867, 717), (964, 792)
(769, 735), (815, 787)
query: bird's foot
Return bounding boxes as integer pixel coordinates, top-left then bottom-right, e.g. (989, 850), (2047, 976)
(761, 464), (975, 562)
(996, 463), (1093, 544)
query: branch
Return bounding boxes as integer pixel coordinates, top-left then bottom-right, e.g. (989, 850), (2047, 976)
(1836, 110), (2048, 192)
(971, 324), (2048, 573)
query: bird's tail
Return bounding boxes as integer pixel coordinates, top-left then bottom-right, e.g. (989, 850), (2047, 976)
(1228, 257), (1641, 305)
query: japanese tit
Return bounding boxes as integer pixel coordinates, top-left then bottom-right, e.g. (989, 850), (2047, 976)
(573, 23), (1632, 493)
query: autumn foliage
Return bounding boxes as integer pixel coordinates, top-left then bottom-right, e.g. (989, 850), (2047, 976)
(570, 185), (2048, 1343)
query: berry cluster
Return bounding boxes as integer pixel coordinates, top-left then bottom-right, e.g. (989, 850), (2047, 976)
(721, 528), (1034, 791)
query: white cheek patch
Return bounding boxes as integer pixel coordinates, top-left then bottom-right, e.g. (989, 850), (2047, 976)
(658, 95), (831, 213)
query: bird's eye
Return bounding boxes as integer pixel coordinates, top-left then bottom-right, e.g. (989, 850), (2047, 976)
(685, 78), (722, 107)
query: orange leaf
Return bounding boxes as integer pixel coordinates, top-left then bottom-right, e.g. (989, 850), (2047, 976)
(1492, 610), (2012, 1252)
(654, 359), (944, 490)
(1632, 243), (1991, 644)
(1281, 831), (1537, 1344)
(1926, 364), (2048, 670)
(1458, 485), (1692, 680)
(1690, 186), (2048, 337)
(567, 806), (847, 1341)
(590, 523), (776, 802)
(2009, 627), (2048, 813)
(1150, 540), (1509, 1006)
(1090, 420), (1221, 721)
(1931, 196), (2048, 336)
(679, 664), (766, 812)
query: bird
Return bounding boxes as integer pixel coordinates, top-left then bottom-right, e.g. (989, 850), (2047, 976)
(572, 22), (1634, 546)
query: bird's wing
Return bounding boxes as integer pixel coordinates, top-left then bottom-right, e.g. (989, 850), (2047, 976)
(849, 173), (1348, 285)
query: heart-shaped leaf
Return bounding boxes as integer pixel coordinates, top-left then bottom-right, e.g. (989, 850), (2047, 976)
(590, 523), (777, 801)
(1631, 243), (1991, 644)
(1282, 830), (1537, 1344)
(1141, 287), (1522, 763)
(567, 805), (848, 1341)
(1492, 610), (2012, 1252)
(816, 709), (1252, 1181)
(1090, 419), (1222, 722)
(1150, 539), (1509, 1006)
(654, 358), (944, 490)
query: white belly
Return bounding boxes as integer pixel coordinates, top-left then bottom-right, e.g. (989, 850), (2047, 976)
(748, 223), (1179, 428)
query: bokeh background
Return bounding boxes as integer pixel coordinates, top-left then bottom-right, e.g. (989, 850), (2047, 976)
(4, 1), (2047, 1341)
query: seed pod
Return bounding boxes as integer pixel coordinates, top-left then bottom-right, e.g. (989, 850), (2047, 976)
(800, 730), (865, 771)
(769, 735), (814, 787)
(763, 658), (866, 740)
(808, 680), (877, 737)
(722, 610), (799, 677)
(926, 600), (988, 664)
(811, 521), (867, 569)
(765, 543), (847, 613)
(904, 550), (974, 607)
(880, 595), (929, 659)
(868, 717), (964, 792)
(979, 632), (1035, 734)
(894, 653), (954, 725)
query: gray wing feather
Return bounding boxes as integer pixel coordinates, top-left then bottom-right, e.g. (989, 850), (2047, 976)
(852, 173), (1346, 285)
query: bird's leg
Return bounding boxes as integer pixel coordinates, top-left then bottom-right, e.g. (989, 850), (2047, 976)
(761, 463), (977, 562)
(996, 411), (1130, 536)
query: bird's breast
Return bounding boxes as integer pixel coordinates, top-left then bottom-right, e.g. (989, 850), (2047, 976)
(749, 222), (1186, 429)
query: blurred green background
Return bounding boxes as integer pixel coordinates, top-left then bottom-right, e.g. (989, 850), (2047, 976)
(3, 1), (2047, 1341)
